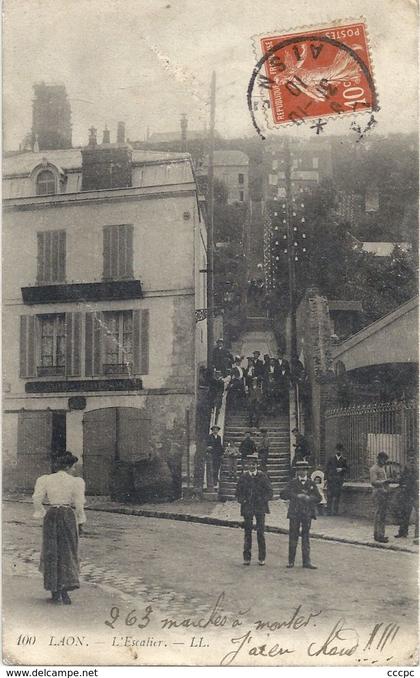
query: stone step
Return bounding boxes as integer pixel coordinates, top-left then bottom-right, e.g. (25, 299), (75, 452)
(220, 470), (289, 478)
(225, 423), (290, 438)
(226, 418), (289, 423)
(225, 422), (290, 437)
(220, 496), (281, 501)
(220, 461), (290, 469)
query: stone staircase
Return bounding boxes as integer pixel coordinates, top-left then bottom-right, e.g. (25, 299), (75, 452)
(218, 405), (291, 500)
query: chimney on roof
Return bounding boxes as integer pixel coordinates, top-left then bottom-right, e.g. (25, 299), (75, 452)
(117, 122), (125, 144)
(102, 126), (110, 144)
(81, 125), (132, 191)
(88, 126), (97, 147)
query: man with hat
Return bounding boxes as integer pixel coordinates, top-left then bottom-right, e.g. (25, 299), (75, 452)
(325, 443), (349, 516)
(207, 424), (224, 487)
(370, 451), (393, 543)
(239, 430), (257, 462)
(228, 356), (246, 410)
(212, 338), (233, 377)
(280, 460), (321, 569)
(235, 454), (273, 565)
(252, 351), (265, 381)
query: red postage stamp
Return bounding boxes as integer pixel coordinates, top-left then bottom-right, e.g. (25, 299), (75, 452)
(255, 20), (375, 127)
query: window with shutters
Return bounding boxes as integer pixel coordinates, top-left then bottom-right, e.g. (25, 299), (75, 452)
(103, 311), (133, 375)
(38, 314), (65, 376)
(37, 230), (66, 283)
(85, 309), (149, 377)
(20, 311), (81, 379)
(103, 224), (134, 280)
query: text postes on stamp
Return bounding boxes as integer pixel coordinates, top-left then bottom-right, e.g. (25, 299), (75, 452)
(250, 20), (377, 135)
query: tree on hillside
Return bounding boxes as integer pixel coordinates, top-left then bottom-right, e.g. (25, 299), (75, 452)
(272, 179), (418, 326)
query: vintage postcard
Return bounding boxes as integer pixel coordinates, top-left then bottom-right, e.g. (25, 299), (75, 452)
(2, 0), (418, 669)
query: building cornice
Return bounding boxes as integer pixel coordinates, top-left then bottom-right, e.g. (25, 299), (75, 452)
(3, 183), (197, 212)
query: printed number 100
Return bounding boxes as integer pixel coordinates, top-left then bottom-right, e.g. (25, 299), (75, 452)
(17, 634), (37, 645)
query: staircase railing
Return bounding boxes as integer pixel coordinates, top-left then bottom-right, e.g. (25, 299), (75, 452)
(205, 377), (230, 490)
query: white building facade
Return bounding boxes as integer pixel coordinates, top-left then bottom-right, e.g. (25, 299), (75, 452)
(3, 139), (207, 496)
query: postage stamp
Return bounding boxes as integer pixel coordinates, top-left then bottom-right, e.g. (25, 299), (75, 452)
(249, 19), (377, 135)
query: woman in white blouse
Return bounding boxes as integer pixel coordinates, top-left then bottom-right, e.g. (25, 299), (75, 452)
(32, 451), (86, 605)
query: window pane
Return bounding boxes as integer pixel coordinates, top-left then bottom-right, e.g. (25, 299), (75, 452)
(122, 312), (133, 364)
(39, 315), (65, 367)
(104, 312), (119, 364)
(103, 311), (133, 365)
(36, 170), (56, 196)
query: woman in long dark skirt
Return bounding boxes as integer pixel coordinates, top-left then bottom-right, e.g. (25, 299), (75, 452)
(32, 451), (86, 605)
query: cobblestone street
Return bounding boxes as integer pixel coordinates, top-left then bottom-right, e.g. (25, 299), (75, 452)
(3, 501), (418, 666)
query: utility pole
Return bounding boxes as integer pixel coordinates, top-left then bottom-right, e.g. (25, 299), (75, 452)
(284, 137), (299, 427)
(207, 71), (216, 370)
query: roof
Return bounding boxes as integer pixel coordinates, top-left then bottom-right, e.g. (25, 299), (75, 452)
(361, 242), (412, 256)
(148, 130), (212, 142)
(3, 148), (190, 176)
(332, 296), (419, 362)
(212, 150), (249, 166)
(201, 150), (249, 168)
(328, 300), (363, 312)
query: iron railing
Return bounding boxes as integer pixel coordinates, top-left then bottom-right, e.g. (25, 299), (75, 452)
(325, 399), (418, 481)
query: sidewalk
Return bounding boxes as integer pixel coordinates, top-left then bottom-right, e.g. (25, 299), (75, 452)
(5, 493), (418, 554)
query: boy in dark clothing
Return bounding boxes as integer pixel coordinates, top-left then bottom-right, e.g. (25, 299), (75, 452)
(239, 430), (257, 460)
(235, 455), (273, 565)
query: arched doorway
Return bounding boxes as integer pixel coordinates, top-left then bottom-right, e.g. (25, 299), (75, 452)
(83, 407), (151, 494)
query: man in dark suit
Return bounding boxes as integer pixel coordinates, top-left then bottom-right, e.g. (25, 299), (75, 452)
(235, 454), (273, 565)
(239, 430), (257, 461)
(325, 443), (349, 515)
(252, 351), (265, 381)
(276, 349), (290, 376)
(276, 350), (290, 411)
(291, 428), (312, 467)
(207, 424), (224, 487)
(395, 451), (419, 540)
(212, 339), (233, 377)
(280, 461), (321, 569)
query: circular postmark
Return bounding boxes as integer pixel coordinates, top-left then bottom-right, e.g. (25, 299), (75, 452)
(248, 26), (379, 139)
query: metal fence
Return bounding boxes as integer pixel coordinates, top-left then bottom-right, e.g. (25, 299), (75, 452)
(325, 399), (418, 481)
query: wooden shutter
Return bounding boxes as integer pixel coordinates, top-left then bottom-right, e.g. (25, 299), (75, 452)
(133, 309), (149, 375)
(37, 230), (66, 283)
(103, 226), (112, 279)
(58, 230), (66, 282)
(65, 312), (82, 376)
(20, 315), (37, 377)
(125, 224), (134, 277)
(103, 225), (133, 279)
(85, 312), (103, 376)
(37, 232), (45, 283)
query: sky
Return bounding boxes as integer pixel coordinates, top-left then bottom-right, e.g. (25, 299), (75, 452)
(3, 0), (418, 150)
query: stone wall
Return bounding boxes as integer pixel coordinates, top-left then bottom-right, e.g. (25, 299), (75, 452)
(341, 483), (401, 523)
